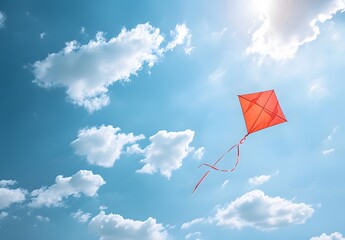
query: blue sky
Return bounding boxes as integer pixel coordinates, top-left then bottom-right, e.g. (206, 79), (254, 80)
(1, 0), (345, 239)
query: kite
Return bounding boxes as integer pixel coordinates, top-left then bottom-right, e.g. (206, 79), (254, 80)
(193, 89), (287, 192)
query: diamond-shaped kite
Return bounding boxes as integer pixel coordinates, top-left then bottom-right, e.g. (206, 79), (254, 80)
(193, 90), (287, 192)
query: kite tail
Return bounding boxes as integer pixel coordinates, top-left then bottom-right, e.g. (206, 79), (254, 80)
(192, 134), (248, 193)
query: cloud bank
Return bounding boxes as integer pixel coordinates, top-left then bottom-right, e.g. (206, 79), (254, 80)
(32, 23), (191, 112)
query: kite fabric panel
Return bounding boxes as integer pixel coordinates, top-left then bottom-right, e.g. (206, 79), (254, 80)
(193, 89), (287, 193)
(238, 90), (287, 134)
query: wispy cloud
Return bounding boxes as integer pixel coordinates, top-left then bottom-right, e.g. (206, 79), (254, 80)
(324, 126), (338, 142)
(166, 23), (193, 54)
(308, 80), (329, 98)
(208, 68), (226, 86)
(185, 231), (202, 240)
(192, 147), (205, 161)
(210, 27), (228, 40)
(221, 180), (229, 188)
(71, 209), (91, 223)
(0, 180), (17, 187)
(322, 148), (334, 155)
(0, 211), (8, 220)
(248, 171), (278, 186)
(181, 218), (206, 229)
(0, 11), (6, 29)
(40, 32), (46, 39)
(89, 211), (168, 240)
(36, 215), (50, 222)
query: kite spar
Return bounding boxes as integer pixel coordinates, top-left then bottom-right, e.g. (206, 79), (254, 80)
(193, 89), (287, 193)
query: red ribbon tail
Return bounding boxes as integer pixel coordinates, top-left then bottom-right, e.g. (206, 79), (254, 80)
(192, 170), (210, 193)
(192, 134), (248, 193)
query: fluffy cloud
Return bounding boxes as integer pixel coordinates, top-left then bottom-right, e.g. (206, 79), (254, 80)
(246, 0), (345, 60)
(0, 11), (5, 29)
(181, 218), (206, 229)
(248, 174), (271, 186)
(72, 125), (144, 167)
(311, 232), (345, 240)
(214, 190), (314, 230)
(192, 147), (205, 161)
(208, 68), (226, 86)
(0, 182), (27, 210)
(136, 130), (195, 179)
(166, 23), (193, 54)
(322, 148), (335, 155)
(0, 180), (17, 187)
(71, 209), (92, 223)
(89, 211), (168, 240)
(29, 170), (105, 208)
(32, 23), (191, 112)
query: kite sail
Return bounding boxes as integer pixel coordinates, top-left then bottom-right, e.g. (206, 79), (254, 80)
(193, 89), (287, 193)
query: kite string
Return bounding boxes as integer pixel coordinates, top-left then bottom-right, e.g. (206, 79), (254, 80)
(192, 134), (248, 193)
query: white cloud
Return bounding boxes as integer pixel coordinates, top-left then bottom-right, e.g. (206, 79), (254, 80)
(322, 148), (335, 155)
(0, 11), (6, 29)
(325, 126), (338, 142)
(126, 143), (146, 155)
(36, 215), (50, 222)
(0, 211), (8, 220)
(0, 184), (27, 210)
(80, 26), (86, 34)
(214, 190), (314, 231)
(29, 170), (105, 208)
(166, 23), (193, 54)
(40, 32), (46, 39)
(308, 81), (329, 98)
(71, 209), (91, 223)
(185, 232), (202, 240)
(0, 180), (17, 187)
(246, 0), (345, 60)
(248, 174), (271, 186)
(222, 180), (229, 188)
(32, 23), (191, 112)
(72, 125), (144, 167)
(89, 211), (168, 240)
(208, 68), (226, 86)
(210, 27), (228, 40)
(192, 147), (205, 161)
(311, 232), (345, 240)
(181, 218), (206, 229)
(136, 130), (195, 179)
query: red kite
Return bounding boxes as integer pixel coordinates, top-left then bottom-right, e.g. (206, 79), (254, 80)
(193, 90), (287, 193)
